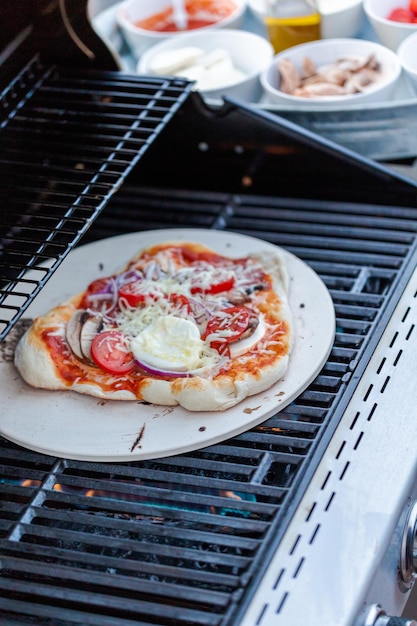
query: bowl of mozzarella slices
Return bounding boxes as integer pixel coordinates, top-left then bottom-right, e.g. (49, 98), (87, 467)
(137, 28), (274, 102)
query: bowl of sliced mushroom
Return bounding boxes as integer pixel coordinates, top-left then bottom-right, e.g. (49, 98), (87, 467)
(260, 37), (402, 108)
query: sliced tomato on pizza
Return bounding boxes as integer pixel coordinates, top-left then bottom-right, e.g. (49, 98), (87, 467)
(91, 330), (135, 375)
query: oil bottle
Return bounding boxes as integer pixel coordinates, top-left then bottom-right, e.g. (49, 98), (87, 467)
(265, 0), (321, 53)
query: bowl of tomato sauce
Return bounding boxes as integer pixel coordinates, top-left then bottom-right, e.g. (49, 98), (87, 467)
(117, 0), (247, 59)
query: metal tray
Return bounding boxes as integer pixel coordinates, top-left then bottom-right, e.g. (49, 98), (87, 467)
(91, 1), (417, 161)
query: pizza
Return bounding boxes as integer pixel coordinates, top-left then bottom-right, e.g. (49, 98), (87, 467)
(14, 240), (293, 412)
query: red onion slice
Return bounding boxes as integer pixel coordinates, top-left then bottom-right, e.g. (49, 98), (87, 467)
(135, 358), (189, 378)
(134, 358), (215, 379)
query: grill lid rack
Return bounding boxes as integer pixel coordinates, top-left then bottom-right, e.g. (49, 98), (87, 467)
(0, 57), (193, 341)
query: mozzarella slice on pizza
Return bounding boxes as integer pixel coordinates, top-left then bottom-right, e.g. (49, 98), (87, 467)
(14, 241), (293, 411)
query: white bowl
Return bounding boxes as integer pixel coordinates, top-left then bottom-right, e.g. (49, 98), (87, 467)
(260, 38), (402, 109)
(397, 31), (417, 94)
(137, 29), (274, 102)
(247, 0), (365, 39)
(117, 0), (247, 59)
(364, 0), (417, 51)
(318, 0), (365, 39)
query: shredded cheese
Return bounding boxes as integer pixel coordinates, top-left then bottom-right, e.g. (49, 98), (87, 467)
(82, 246), (274, 373)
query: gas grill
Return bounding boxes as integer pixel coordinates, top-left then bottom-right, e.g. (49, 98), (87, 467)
(2, 2), (417, 625)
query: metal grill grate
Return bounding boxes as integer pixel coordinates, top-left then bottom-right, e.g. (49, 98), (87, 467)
(2, 184), (417, 625)
(0, 57), (193, 341)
